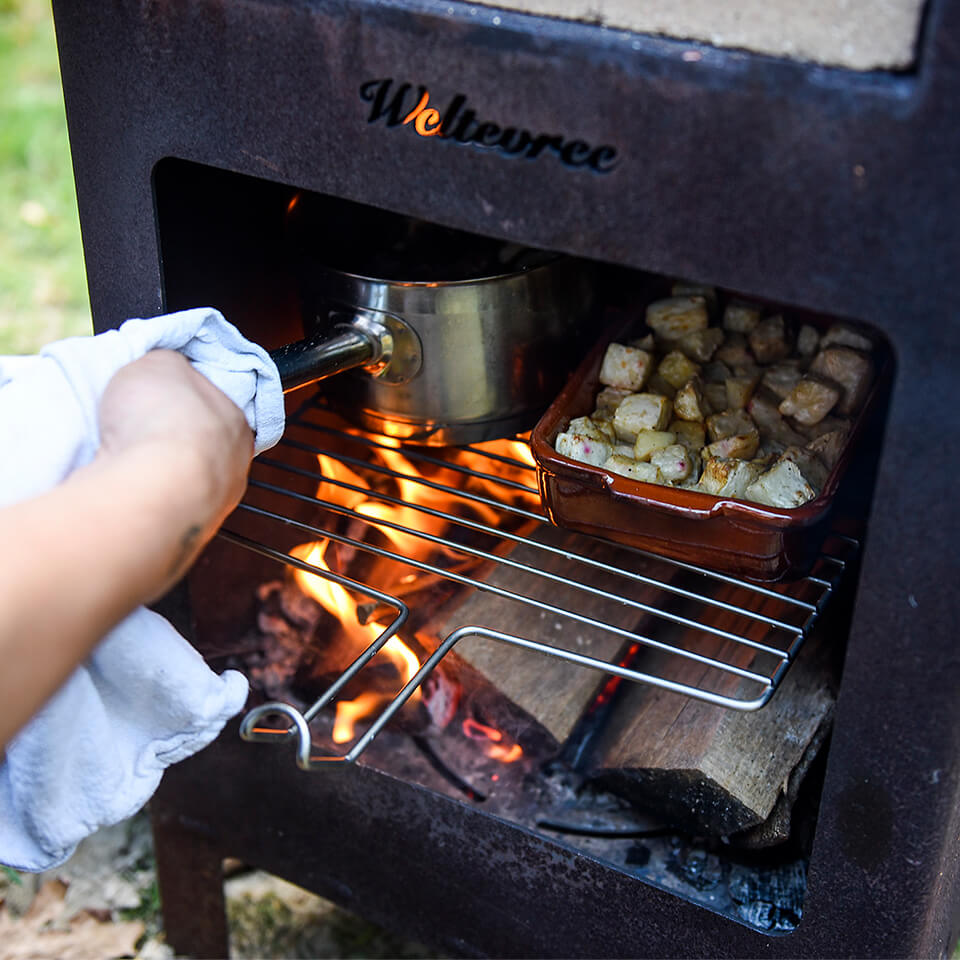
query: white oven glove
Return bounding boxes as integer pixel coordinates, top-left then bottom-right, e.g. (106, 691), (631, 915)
(0, 307), (283, 871)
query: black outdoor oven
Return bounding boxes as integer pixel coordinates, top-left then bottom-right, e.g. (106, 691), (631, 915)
(51, 1), (960, 957)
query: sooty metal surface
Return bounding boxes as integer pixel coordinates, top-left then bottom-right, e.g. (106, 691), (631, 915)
(53, 0), (960, 956)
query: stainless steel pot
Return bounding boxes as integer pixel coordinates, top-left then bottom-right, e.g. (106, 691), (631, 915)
(271, 251), (594, 445)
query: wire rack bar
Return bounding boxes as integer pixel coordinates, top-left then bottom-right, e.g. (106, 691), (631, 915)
(231, 401), (856, 770)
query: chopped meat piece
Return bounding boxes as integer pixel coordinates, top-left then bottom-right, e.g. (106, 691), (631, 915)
(725, 372), (761, 410)
(657, 350), (702, 390)
(673, 377), (706, 422)
(808, 346), (873, 415)
(555, 429), (614, 466)
(797, 324), (820, 357)
(698, 457), (765, 497)
(761, 362), (803, 400)
(703, 430), (760, 460)
(723, 301), (762, 334)
(749, 314), (792, 364)
(634, 429), (677, 462)
(603, 454), (664, 484)
(821, 323), (874, 353)
(672, 327), (724, 363)
(744, 460), (817, 508)
(706, 409), (757, 442)
(651, 443), (695, 482)
(645, 296), (709, 340)
(668, 419), (706, 451)
(807, 430), (848, 469)
(598, 342), (653, 392)
(613, 392), (673, 440)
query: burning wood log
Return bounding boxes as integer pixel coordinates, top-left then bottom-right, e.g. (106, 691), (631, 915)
(416, 523), (677, 749)
(583, 584), (837, 844)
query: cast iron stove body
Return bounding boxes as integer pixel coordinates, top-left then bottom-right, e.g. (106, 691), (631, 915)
(51, 0), (960, 956)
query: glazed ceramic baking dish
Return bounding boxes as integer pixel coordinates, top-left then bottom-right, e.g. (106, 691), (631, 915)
(530, 303), (892, 581)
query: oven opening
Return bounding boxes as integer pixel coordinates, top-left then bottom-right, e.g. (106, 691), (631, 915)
(153, 157), (893, 935)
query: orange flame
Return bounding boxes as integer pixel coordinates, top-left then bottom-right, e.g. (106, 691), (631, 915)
(288, 434), (538, 747)
(290, 539), (420, 743)
(462, 717), (523, 764)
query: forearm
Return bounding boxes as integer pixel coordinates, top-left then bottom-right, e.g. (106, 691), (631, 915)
(0, 444), (234, 750)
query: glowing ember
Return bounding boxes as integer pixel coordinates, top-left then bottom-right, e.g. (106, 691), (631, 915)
(462, 717), (523, 763)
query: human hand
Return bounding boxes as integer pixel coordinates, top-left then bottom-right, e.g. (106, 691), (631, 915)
(97, 350), (254, 572)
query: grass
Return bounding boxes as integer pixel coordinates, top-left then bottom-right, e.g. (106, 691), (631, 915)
(0, 0), (89, 354)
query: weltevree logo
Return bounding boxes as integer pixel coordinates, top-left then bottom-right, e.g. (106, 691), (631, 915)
(359, 78), (619, 174)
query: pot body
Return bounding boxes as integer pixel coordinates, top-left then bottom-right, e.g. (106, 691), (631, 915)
(301, 255), (595, 445)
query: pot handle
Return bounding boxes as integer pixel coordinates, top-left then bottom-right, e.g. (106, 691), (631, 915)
(271, 312), (421, 392)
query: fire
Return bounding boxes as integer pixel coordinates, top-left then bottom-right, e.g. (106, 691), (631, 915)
(463, 717), (523, 764)
(287, 433), (539, 747)
(290, 539), (421, 743)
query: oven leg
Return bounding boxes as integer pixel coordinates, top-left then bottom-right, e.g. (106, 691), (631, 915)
(150, 805), (230, 959)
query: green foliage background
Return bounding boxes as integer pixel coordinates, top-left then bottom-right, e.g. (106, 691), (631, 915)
(0, 0), (89, 354)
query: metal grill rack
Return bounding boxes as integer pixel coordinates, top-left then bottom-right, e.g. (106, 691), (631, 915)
(225, 397), (857, 770)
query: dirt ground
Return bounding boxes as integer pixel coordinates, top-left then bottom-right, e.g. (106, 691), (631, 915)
(0, 810), (434, 960)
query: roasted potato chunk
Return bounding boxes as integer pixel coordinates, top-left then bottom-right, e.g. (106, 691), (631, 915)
(706, 409), (757, 442)
(744, 459), (817, 507)
(603, 454), (664, 484)
(703, 359), (733, 383)
(808, 347), (873, 415)
(613, 392), (673, 440)
(821, 323), (874, 353)
(778, 445), (829, 492)
(722, 301), (762, 334)
(749, 314), (791, 364)
(657, 350), (702, 390)
(778, 377), (841, 426)
(703, 430), (760, 460)
(698, 457), (765, 497)
(796, 324), (820, 357)
(715, 333), (754, 369)
(668, 419), (706, 451)
(671, 281), (718, 314)
(761, 362), (803, 400)
(645, 296), (709, 340)
(651, 443), (695, 482)
(806, 429), (848, 469)
(555, 429), (614, 466)
(725, 371), (761, 410)
(673, 377), (706, 422)
(599, 342), (654, 392)
(634, 429), (678, 462)
(594, 385), (631, 416)
(673, 327), (724, 363)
